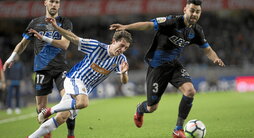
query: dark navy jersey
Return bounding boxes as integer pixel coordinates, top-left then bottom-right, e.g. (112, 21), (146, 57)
(145, 15), (209, 67)
(23, 16), (73, 71)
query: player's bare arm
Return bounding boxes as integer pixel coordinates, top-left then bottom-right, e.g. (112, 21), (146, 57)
(3, 38), (30, 71)
(46, 18), (79, 46)
(28, 28), (70, 50)
(203, 46), (225, 67)
(119, 61), (129, 84)
(110, 22), (154, 31)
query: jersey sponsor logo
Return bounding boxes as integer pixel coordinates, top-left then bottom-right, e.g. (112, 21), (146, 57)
(90, 63), (110, 75)
(36, 24), (47, 27)
(156, 17), (166, 23)
(168, 35), (190, 47)
(39, 31), (61, 39)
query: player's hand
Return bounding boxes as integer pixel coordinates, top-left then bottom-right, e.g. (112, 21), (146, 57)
(0, 82), (6, 90)
(119, 61), (129, 74)
(109, 24), (126, 31)
(3, 61), (14, 71)
(214, 58), (225, 67)
(45, 18), (57, 27)
(28, 29), (43, 40)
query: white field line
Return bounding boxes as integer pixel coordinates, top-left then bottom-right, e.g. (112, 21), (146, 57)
(0, 113), (37, 125)
(0, 100), (104, 125)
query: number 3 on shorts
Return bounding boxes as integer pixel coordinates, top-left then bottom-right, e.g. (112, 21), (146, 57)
(152, 83), (158, 93)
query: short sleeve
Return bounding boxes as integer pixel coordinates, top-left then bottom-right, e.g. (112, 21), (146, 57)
(78, 38), (99, 55)
(193, 25), (210, 48)
(151, 16), (174, 31)
(22, 19), (35, 40)
(115, 55), (128, 73)
(62, 18), (73, 32)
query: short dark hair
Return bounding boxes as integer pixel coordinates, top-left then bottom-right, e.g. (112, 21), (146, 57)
(113, 30), (132, 44)
(187, 0), (202, 5)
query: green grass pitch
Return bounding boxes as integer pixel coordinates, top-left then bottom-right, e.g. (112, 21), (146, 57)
(0, 91), (253, 138)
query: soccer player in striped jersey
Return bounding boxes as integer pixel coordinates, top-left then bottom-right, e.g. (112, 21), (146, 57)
(110, 0), (225, 137)
(4, 0), (76, 137)
(27, 18), (132, 138)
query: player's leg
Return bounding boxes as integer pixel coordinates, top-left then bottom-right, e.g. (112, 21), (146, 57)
(134, 66), (169, 128)
(170, 62), (194, 138)
(35, 71), (53, 113)
(56, 70), (76, 138)
(60, 89), (76, 138)
(28, 117), (59, 138)
(31, 93), (77, 137)
(178, 82), (195, 126)
(6, 84), (13, 114)
(14, 85), (21, 114)
(35, 71), (53, 138)
(38, 78), (89, 122)
(172, 82), (195, 138)
(29, 109), (78, 138)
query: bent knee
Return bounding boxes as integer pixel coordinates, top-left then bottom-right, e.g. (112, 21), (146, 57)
(185, 88), (196, 97)
(55, 112), (70, 124)
(147, 105), (158, 112)
(76, 102), (89, 109)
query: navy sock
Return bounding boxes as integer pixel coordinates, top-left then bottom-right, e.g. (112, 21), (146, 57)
(137, 101), (150, 115)
(178, 95), (193, 120)
(66, 118), (75, 136)
(175, 126), (183, 131)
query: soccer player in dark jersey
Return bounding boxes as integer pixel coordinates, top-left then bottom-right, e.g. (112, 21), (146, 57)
(3, 0), (76, 138)
(110, 0), (225, 138)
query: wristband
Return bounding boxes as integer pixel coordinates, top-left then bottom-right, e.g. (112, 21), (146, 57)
(42, 36), (53, 44)
(6, 52), (17, 63)
(116, 71), (128, 75)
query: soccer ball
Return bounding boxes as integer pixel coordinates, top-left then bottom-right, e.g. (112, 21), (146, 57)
(184, 119), (206, 138)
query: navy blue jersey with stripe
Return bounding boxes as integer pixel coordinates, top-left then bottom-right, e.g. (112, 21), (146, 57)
(23, 16), (73, 71)
(66, 38), (127, 95)
(145, 15), (209, 67)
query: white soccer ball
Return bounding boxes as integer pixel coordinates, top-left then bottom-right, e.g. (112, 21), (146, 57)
(184, 119), (206, 138)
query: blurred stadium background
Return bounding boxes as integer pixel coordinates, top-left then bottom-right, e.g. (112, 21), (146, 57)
(0, 0), (254, 108)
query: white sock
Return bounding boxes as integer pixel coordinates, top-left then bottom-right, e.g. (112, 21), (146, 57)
(51, 94), (76, 114)
(28, 117), (58, 138)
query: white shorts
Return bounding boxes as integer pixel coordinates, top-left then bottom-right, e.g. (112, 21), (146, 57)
(61, 94), (79, 119)
(64, 77), (88, 95)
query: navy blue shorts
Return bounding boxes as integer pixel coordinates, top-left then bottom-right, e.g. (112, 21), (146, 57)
(35, 69), (67, 96)
(146, 60), (192, 106)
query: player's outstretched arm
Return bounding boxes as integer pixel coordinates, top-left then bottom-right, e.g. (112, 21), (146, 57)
(203, 47), (225, 67)
(119, 61), (129, 84)
(45, 18), (79, 46)
(109, 22), (154, 31)
(3, 38), (30, 71)
(28, 29), (70, 50)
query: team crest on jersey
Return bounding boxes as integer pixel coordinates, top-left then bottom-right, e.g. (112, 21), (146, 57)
(156, 17), (166, 23)
(111, 64), (117, 68)
(188, 33), (195, 39)
(62, 71), (67, 78)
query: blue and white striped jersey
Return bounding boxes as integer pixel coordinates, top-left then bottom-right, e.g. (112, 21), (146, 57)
(66, 38), (127, 94)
